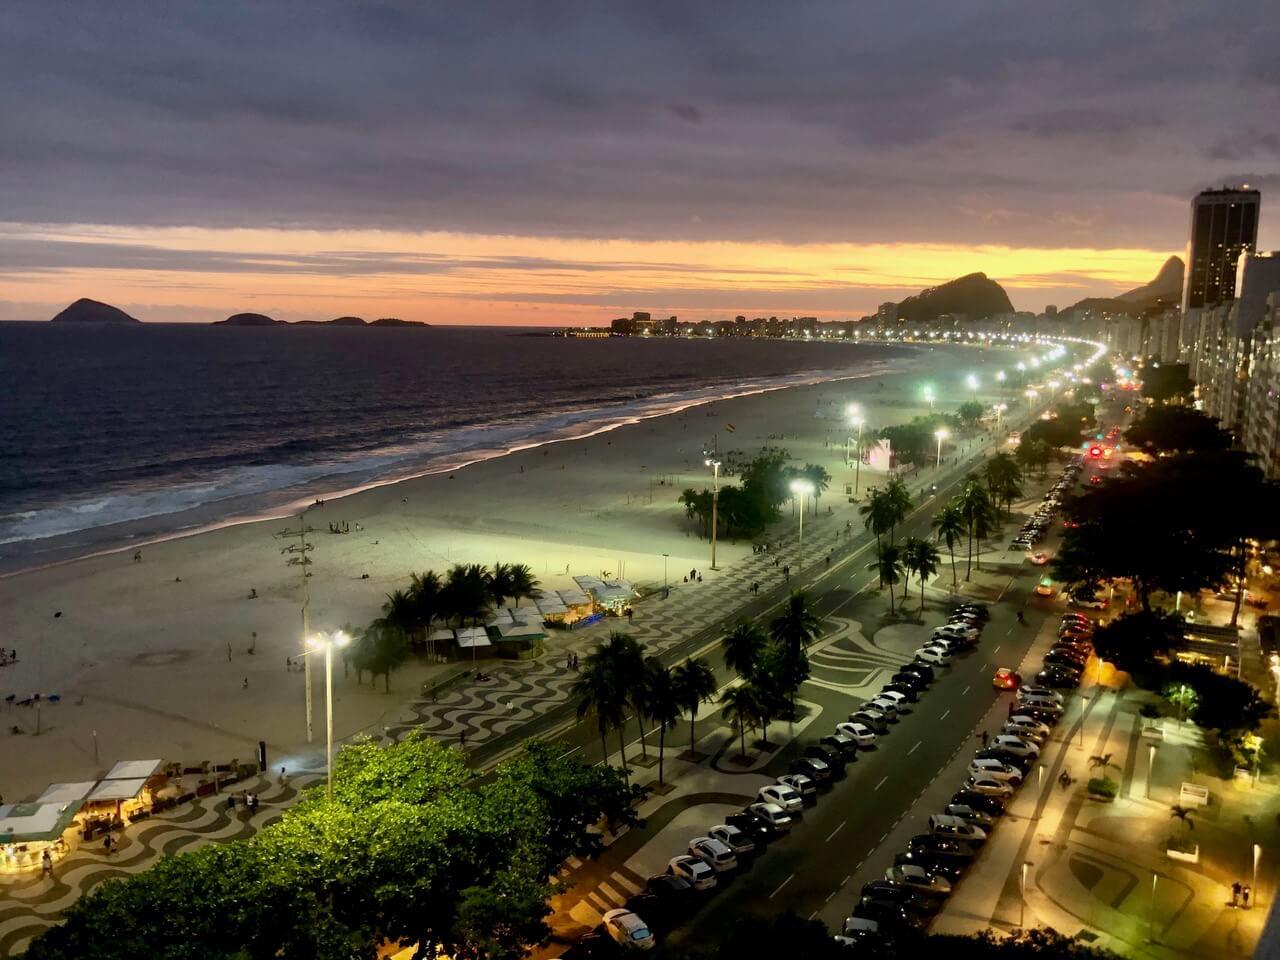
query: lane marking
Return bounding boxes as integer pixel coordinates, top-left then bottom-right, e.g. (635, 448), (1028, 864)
(940, 709), (950, 720)
(962, 684), (971, 695)
(993, 645), (1001, 654)
(826, 822), (846, 842)
(843, 874), (853, 886)
(769, 874), (794, 899)
(557, 745), (582, 759)
(874, 775), (888, 791)
(908, 740), (921, 755)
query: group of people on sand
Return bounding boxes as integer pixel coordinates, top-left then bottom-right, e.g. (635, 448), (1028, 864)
(328, 520), (359, 534)
(0, 648), (17, 667)
(684, 567), (703, 583)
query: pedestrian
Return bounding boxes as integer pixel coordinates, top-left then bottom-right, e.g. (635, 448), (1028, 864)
(460, 729), (467, 748)
(227, 793), (237, 811)
(279, 766), (288, 785)
(227, 642), (233, 662)
(41, 849), (53, 878)
(979, 730), (989, 747)
(133, 550), (142, 563)
(1231, 881), (1242, 906)
(248, 632), (257, 655)
(242, 677), (249, 690)
(103, 835), (115, 856)
(1243, 885), (1252, 909)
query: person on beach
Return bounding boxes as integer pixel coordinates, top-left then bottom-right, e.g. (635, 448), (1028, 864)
(133, 550), (142, 563)
(248, 632), (256, 655)
(279, 766), (288, 784)
(242, 677), (249, 689)
(41, 849), (53, 878)
(1243, 885), (1251, 908)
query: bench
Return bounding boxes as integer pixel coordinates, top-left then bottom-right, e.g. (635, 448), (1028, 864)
(1179, 782), (1209, 807)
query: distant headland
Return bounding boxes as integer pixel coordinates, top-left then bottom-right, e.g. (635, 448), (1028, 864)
(213, 313), (429, 328)
(49, 298), (142, 325)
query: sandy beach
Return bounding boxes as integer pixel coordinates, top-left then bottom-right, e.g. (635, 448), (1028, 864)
(0, 343), (1011, 801)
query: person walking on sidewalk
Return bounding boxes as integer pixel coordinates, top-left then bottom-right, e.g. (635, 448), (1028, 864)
(1231, 881), (1242, 906)
(1243, 885), (1252, 909)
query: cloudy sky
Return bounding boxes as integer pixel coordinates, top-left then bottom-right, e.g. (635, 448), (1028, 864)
(2, 1), (1277, 324)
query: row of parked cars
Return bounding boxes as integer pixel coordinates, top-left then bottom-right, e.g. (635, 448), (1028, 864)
(839, 612), (1096, 940)
(581, 603), (995, 954)
(1010, 457), (1081, 551)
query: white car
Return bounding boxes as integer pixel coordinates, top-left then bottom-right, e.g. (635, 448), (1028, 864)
(969, 758), (1023, 784)
(757, 784), (804, 813)
(842, 916), (880, 937)
(928, 813), (987, 844)
(935, 622), (979, 640)
(688, 836), (738, 873)
(885, 863), (952, 896)
(914, 647), (952, 666)
(777, 773), (816, 799)
(668, 854), (716, 890)
(1017, 685), (1064, 704)
(991, 734), (1040, 758)
(748, 801), (793, 832)
(875, 690), (913, 714)
(926, 634), (964, 651)
(835, 721), (877, 747)
(965, 776), (1015, 798)
(1005, 717), (1051, 742)
(867, 695), (901, 719)
(708, 823), (755, 856)
(603, 908), (657, 951)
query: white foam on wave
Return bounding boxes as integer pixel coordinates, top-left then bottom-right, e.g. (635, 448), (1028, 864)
(0, 360), (902, 563)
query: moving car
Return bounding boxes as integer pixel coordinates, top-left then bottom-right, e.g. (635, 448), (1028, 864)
(1029, 552), (1050, 565)
(688, 836), (738, 872)
(602, 909), (656, 952)
(667, 855), (716, 891)
(1033, 578), (1056, 597)
(992, 667), (1022, 690)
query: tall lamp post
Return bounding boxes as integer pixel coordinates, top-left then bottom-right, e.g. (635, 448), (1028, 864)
(966, 373), (979, 399)
(790, 478), (814, 553)
(307, 629), (351, 800)
(922, 385), (935, 411)
(705, 458), (721, 570)
(994, 403), (1007, 428)
(848, 406), (865, 497)
(934, 428), (949, 468)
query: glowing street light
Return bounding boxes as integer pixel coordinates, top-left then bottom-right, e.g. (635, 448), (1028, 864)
(705, 458), (721, 571)
(993, 402), (1007, 427)
(922, 384), (935, 411)
(848, 407), (865, 496)
(307, 629), (351, 800)
(966, 373), (979, 394)
(790, 478), (815, 548)
(934, 428), (949, 468)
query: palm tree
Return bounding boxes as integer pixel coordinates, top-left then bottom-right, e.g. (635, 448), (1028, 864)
(860, 490), (895, 570)
(903, 537), (941, 612)
(573, 651), (626, 778)
(722, 621), (766, 680)
(1088, 753), (1120, 786)
(983, 453), (1024, 516)
(802, 463), (831, 514)
(643, 658), (681, 785)
(672, 658), (717, 759)
(931, 501), (966, 592)
(488, 562), (515, 608)
(409, 570), (443, 652)
(720, 684), (762, 760)
(958, 480), (995, 580)
(600, 632), (647, 759)
(358, 617), (410, 692)
(768, 590), (819, 726)
(506, 563), (541, 609)
(884, 476), (914, 544)
(382, 588), (419, 646)
(1169, 804), (1195, 834)
(441, 563), (492, 626)
(869, 544), (904, 615)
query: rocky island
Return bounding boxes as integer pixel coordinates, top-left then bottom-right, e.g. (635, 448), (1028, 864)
(49, 298), (141, 324)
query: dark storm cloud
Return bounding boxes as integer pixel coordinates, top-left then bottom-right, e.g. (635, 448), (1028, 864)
(1, 0), (1277, 248)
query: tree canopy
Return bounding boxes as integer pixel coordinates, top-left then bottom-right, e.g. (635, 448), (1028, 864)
(1124, 406), (1231, 455)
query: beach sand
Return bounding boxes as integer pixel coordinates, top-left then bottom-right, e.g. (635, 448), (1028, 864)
(0, 345), (1011, 800)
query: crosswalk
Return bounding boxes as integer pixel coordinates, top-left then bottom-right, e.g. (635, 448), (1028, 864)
(569, 866), (648, 927)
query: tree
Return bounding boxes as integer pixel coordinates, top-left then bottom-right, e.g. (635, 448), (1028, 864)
(1015, 437), (1053, 478)
(931, 500), (965, 591)
(860, 489), (896, 571)
(642, 658), (681, 786)
(1125, 406), (1230, 455)
(957, 400), (985, 426)
(903, 537), (941, 612)
(382, 588), (419, 645)
(1168, 663), (1275, 736)
(870, 544), (904, 614)
(801, 462), (831, 513)
(722, 621), (766, 680)
(1169, 804), (1195, 834)
(409, 570), (443, 648)
(441, 563), (492, 626)
(354, 617), (411, 692)
(488, 562), (515, 608)
(506, 563), (541, 608)
(958, 479), (995, 579)
(769, 592), (819, 723)
(983, 452), (1023, 515)
(1139, 361), (1195, 402)
(599, 632), (646, 767)
(720, 684), (763, 760)
(884, 476), (914, 544)
(1091, 611), (1186, 673)
(573, 646), (627, 780)
(672, 658), (717, 758)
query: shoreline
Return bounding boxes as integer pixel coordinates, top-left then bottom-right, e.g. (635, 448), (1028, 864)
(0, 344), (1004, 802)
(1, 350), (917, 578)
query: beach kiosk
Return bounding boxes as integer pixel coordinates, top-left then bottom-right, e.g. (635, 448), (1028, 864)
(85, 759), (165, 827)
(534, 596), (570, 624)
(589, 578), (636, 616)
(493, 619), (547, 659)
(456, 626), (492, 665)
(1, 786), (88, 873)
(558, 586), (596, 626)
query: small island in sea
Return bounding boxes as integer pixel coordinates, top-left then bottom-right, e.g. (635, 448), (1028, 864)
(49, 298), (142, 324)
(214, 313), (429, 327)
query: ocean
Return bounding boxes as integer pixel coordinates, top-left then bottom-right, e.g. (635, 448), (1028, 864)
(0, 324), (911, 569)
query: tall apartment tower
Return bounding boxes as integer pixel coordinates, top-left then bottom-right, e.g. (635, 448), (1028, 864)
(1181, 186), (1261, 311)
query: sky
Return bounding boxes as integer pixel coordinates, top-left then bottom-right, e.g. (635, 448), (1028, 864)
(2, 1), (1277, 325)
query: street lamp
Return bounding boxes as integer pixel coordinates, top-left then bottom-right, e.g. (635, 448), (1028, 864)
(922, 384), (935, 411)
(1020, 860), (1033, 928)
(849, 408), (865, 496)
(307, 629), (351, 800)
(966, 373), (979, 396)
(790, 478), (814, 549)
(934, 428), (949, 468)
(993, 403), (1007, 428)
(705, 458), (721, 570)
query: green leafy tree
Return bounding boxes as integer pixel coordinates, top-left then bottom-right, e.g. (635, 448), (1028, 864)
(870, 543), (904, 614)
(903, 537), (941, 611)
(1091, 611), (1186, 673)
(957, 400), (985, 426)
(672, 657), (718, 757)
(769, 592), (819, 722)
(354, 617), (411, 692)
(642, 658), (681, 785)
(1139, 361), (1195, 402)
(801, 462), (831, 512)
(1015, 437), (1054, 478)
(983, 451), (1023, 515)
(1125, 406), (1230, 454)
(441, 563), (493, 626)
(932, 499), (966, 591)
(722, 620), (766, 680)
(720, 683), (763, 759)
(958, 478), (996, 579)
(573, 646), (628, 780)
(860, 489), (896, 570)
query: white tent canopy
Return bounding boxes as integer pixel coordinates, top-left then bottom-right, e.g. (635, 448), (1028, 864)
(455, 627), (492, 649)
(36, 782), (96, 806)
(103, 759), (163, 781)
(88, 778), (149, 803)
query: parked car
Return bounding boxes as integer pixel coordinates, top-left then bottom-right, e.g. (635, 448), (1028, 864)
(804, 743), (847, 772)
(667, 855), (716, 891)
(603, 908), (657, 952)
(951, 789), (1006, 816)
(914, 647), (952, 666)
(928, 813), (987, 844)
(1004, 717), (1051, 742)
(758, 783), (804, 812)
(818, 734), (859, 760)
(964, 776), (1015, 798)
(1018, 704), (1066, 725)
(885, 863), (952, 897)
(907, 834), (976, 862)
(893, 850), (965, 884)
(968, 759), (1023, 784)
(850, 900), (921, 933)
(745, 801), (793, 833)
(1044, 652), (1086, 672)
(943, 802), (995, 830)
(882, 682), (920, 703)
(899, 662), (935, 683)
(1070, 592), (1107, 610)
(790, 756), (832, 782)
(688, 836), (738, 873)
(840, 916), (881, 940)
(975, 748), (1033, 774)
(990, 734), (1040, 758)
(835, 721), (878, 747)
(891, 670), (929, 691)
(934, 622), (979, 641)
(645, 873), (694, 900)
(877, 689), (915, 712)
(1017, 685), (1064, 704)
(861, 880), (938, 915)
(850, 708), (890, 733)
(708, 823), (755, 857)
(725, 811), (776, 843)
(777, 773), (817, 800)
(867, 695), (902, 720)
(1035, 668), (1082, 689)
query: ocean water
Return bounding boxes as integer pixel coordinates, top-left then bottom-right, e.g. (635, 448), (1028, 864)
(0, 324), (911, 568)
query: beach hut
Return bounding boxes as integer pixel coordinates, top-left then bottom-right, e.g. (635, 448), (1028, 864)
(557, 587), (595, 624)
(486, 609), (516, 629)
(493, 619), (547, 659)
(0, 797), (85, 873)
(534, 597), (569, 624)
(86, 759), (166, 825)
(456, 626), (492, 665)
(427, 627), (455, 659)
(590, 579), (636, 615)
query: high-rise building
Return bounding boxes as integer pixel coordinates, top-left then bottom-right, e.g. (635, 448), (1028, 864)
(1181, 186), (1261, 311)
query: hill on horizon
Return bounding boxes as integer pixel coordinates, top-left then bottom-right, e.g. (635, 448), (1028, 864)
(49, 298), (141, 324)
(892, 272), (1014, 323)
(1065, 255), (1183, 316)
